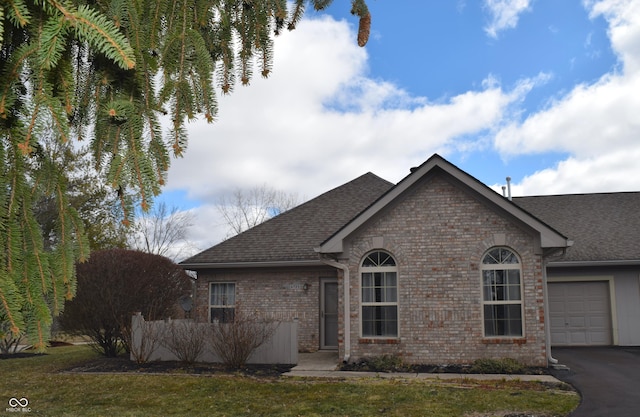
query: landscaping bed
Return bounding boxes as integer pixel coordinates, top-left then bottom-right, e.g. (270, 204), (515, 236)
(340, 355), (550, 375)
(62, 354), (294, 377)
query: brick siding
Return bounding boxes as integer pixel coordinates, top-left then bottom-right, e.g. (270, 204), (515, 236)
(341, 173), (548, 366)
(194, 266), (337, 352)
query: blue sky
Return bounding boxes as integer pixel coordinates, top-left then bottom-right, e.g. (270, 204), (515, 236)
(158, 0), (640, 259)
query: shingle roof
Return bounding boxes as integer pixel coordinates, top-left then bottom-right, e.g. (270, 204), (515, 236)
(514, 192), (640, 263)
(180, 173), (394, 267)
(181, 159), (640, 268)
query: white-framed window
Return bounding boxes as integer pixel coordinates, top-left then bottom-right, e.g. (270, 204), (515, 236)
(209, 282), (235, 323)
(361, 251), (398, 337)
(481, 247), (523, 337)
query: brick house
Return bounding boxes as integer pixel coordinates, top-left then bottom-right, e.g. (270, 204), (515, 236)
(180, 154), (640, 366)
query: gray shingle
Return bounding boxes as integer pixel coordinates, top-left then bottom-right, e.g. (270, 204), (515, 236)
(514, 192), (640, 262)
(180, 173), (394, 265)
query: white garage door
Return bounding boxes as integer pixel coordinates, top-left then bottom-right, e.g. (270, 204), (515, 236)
(549, 281), (612, 346)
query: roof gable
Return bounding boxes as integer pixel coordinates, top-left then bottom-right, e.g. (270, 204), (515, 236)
(317, 154), (572, 254)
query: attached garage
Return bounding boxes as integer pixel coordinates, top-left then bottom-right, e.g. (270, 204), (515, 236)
(548, 281), (613, 346)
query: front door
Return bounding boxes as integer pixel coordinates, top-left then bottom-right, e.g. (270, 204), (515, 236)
(320, 279), (338, 349)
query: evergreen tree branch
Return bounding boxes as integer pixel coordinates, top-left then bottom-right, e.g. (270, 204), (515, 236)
(48, 0), (135, 70)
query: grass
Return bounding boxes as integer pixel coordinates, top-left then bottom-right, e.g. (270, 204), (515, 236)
(0, 345), (579, 417)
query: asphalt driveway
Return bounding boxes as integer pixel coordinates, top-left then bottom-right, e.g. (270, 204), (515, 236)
(549, 347), (640, 417)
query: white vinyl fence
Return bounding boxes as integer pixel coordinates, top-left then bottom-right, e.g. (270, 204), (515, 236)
(130, 313), (298, 365)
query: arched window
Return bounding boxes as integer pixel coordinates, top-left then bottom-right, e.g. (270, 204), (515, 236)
(481, 247), (523, 337)
(361, 251), (398, 337)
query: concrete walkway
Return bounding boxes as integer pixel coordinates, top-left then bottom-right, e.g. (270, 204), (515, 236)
(283, 351), (562, 383)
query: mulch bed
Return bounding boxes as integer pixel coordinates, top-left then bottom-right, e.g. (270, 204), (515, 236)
(340, 360), (550, 375)
(62, 355), (294, 377)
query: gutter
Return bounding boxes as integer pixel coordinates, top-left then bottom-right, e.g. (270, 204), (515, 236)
(318, 256), (351, 363)
(547, 259), (640, 268)
(179, 259), (326, 270)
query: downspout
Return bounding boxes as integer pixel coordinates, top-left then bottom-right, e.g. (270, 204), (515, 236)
(320, 257), (351, 363)
(542, 261), (558, 365)
(542, 247), (569, 366)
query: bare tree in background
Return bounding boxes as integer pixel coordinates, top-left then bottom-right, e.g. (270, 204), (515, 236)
(217, 184), (301, 238)
(129, 202), (196, 260)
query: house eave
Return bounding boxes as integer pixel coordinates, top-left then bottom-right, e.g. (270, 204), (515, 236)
(179, 259), (327, 270)
(547, 259), (640, 268)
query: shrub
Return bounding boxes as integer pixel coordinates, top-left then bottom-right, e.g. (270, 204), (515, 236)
(209, 307), (279, 368)
(470, 357), (526, 374)
(347, 355), (406, 372)
(162, 320), (208, 364)
(60, 249), (192, 357)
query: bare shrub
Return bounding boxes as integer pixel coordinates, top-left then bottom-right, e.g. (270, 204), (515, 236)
(162, 320), (208, 364)
(209, 308), (279, 368)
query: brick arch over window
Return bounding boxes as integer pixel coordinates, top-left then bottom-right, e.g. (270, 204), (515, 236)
(481, 247), (524, 337)
(360, 250), (398, 338)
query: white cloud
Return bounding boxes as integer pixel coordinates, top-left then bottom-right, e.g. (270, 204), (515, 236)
(484, 0), (533, 38)
(587, 0), (640, 72)
(513, 148), (640, 195)
(493, 0), (640, 195)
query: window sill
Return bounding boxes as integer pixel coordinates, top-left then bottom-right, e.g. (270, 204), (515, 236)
(482, 338), (526, 345)
(359, 338), (400, 345)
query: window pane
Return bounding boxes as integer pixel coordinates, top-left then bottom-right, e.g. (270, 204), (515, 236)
(362, 306), (375, 336)
(385, 286), (397, 302)
(211, 307), (235, 323)
(385, 272), (397, 288)
(483, 269), (522, 302)
(501, 249), (518, 264)
(482, 271), (494, 300)
(226, 283), (235, 305)
(362, 272), (398, 303)
(508, 283), (521, 301)
(484, 304), (522, 336)
(362, 306), (398, 337)
(362, 272), (373, 287)
(381, 306), (398, 336)
(362, 254), (377, 267)
(507, 270), (520, 284)
(211, 283), (235, 306)
(379, 253), (396, 266)
(482, 248), (519, 265)
(374, 272), (383, 287)
(362, 251), (396, 267)
(362, 273), (374, 302)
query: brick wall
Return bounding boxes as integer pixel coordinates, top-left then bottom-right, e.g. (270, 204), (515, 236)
(341, 173), (548, 366)
(194, 266), (337, 352)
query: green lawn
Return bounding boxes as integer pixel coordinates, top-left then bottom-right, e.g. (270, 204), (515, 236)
(1, 345), (578, 417)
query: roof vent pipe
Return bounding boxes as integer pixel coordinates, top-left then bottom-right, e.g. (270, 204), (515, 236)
(506, 177), (512, 201)
(501, 185), (506, 198)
